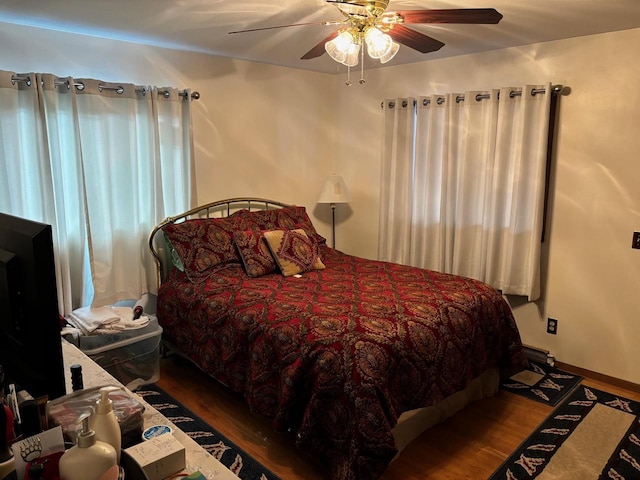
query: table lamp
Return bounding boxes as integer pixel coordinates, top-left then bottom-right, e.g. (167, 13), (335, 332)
(317, 174), (352, 249)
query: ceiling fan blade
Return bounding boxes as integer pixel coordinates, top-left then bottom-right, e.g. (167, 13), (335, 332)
(301, 31), (339, 59)
(229, 20), (341, 35)
(388, 24), (444, 53)
(394, 8), (503, 25)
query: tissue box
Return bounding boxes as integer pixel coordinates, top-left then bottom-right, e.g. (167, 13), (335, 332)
(123, 434), (186, 480)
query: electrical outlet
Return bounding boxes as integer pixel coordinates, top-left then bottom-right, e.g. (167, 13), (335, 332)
(633, 232), (640, 249)
(547, 318), (558, 335)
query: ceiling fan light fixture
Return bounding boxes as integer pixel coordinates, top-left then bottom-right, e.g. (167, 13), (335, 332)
(325, 29), (357, 64)
(232, 5), (504, 74)
(364, 26), (393, 59)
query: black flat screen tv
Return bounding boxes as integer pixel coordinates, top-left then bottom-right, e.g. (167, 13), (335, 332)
(0, 212), (66, 400)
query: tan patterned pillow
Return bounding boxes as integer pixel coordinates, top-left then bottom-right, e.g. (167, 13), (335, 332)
(262, 229), (325, 277)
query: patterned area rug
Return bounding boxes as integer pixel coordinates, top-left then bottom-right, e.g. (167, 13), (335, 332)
(500, 361), (583, 406)
(138, 384), (281, 480)
(489, 385), (640, 479)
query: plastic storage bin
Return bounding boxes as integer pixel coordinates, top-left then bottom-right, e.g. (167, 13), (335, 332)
(80, 322), (163, 389)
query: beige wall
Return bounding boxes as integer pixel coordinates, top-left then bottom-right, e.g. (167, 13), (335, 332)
(332, 28), (640, 384)
(2, 21), (640, 384)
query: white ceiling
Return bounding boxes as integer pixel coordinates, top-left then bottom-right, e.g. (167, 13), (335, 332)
(2, 0), (640, 74)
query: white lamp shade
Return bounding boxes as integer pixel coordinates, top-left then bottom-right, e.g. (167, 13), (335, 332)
(317, 174), (352, 204)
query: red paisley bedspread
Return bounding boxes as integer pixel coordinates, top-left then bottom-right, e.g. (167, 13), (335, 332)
(157, 246), (526, 480)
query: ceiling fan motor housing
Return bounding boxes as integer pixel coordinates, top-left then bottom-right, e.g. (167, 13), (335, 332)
(332, 0), (391, 18)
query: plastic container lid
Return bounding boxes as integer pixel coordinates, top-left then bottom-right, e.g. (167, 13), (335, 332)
(142, 425), (172, 440)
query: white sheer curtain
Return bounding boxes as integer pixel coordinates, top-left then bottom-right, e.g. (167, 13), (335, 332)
(0, 70), (195, 312)
(378, 97), (416, 263)
(379, 84), (552, 301)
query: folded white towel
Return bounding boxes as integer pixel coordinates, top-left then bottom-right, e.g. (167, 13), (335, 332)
(67, 306), (121, 335)
(68, 306), (151, 335)
(96, 314), (150, 333)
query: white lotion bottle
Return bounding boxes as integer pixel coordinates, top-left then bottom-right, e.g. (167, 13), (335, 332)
(59, 413), (117, 480)
(90, 386), (122, 463)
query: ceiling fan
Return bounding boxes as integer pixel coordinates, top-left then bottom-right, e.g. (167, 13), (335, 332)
(229, 1), (503, 67)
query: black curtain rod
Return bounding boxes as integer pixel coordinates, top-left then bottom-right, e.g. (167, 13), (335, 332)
(10, 74), (200, 100)
(384, 85), (563, 109)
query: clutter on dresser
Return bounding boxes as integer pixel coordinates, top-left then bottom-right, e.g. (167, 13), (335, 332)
(11, 382), (186, 480)
(1, 333), (220, 480)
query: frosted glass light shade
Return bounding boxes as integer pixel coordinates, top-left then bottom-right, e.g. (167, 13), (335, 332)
(325, 40), (346, 63)
(343, 43), (361, 67)
(317, 174), (352, 205)
(364, 27), (393, 59)
(325, 30), (357, 64)
(379, 41), (400, 64)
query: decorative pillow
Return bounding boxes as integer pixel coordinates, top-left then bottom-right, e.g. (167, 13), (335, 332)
(162, 216), (250, 281)
(236, 206), (327, 247)
(233, 229), (277, 278)
(262, 229), (325, 277)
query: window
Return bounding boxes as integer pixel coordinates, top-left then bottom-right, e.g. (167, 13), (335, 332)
(378, 84), (557, 301)
(0, 71), (196, 312)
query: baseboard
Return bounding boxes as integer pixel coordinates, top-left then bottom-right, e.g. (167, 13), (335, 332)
(555, 361), (640, 394)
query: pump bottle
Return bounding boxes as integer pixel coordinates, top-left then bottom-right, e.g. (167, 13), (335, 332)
(90, 386), (122, 463)
(58, 413), (117, 480)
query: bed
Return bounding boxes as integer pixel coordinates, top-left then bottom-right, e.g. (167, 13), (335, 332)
(148, 198), (527, 480)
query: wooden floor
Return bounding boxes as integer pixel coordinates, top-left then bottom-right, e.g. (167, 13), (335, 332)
(156, 356), (640, 480)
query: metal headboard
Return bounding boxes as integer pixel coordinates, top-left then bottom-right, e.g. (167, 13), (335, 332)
(148, 197), (292, 286)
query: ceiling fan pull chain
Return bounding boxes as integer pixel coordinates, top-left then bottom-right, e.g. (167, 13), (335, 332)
(346, 65), (352, 86)
(359, 46), (366, 85)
